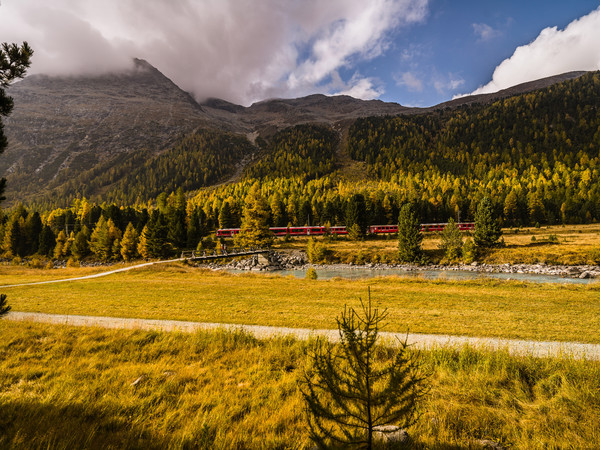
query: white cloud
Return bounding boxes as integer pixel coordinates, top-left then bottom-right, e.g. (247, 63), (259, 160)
(0, 0), (429, 105)
(472, 23), (501, 42)
(432, 73), (464, 94)
(334, 74), (384, 99)
(394, 71), (424, 91)
(469, 6), (600, 96)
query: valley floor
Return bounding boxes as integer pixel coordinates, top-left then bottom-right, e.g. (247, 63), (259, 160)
(0, 320), (598, 449)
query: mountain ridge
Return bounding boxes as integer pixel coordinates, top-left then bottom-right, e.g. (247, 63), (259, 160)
(0, 59), (592, 206)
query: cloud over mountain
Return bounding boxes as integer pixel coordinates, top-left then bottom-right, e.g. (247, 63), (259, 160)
(469, 6), (600, 96)
(0, 0), (428, 105)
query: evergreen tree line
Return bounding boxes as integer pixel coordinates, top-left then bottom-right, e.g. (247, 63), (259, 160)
(348, 72), (600, 225)
(0, 188), (214, 261)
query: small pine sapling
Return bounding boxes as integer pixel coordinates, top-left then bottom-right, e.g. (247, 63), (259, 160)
(301, 289), (428, 449)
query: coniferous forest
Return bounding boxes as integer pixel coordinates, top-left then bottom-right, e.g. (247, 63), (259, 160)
(2, 72), (600, 261)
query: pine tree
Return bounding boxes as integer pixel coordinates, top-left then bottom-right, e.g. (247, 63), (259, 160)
(23, 211), (42, 255)
(107, 219), (122, 259)
(53, 230), (68, 260)
(503, 190), (519, 226)
(1, 214), (20, 257)
(301, 290), (428, 449)
(137, 225), (151, 259)
(90, 217), (111, 260)
(473, 196), (503, 248)
(166, 188), (187, 249)
(1, 42), (33, 204)
(528, 192), (545, 225)
(218, 200), (234, 229)
(140, 211), (172, 258)
(270, 192), (286, 227)
(439, 218), (463, 262)
(38, 225), (55, 257)
(397, 203), (423, 263)
(71, 225), (91, 260)
(186, 207), (206, 249)
(120, 222), (139, 261)
(345, 193), (368, 239)
(234, 183), (273, 248)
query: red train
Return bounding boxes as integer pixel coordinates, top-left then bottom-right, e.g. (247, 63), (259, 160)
(216, 222), (475, 238)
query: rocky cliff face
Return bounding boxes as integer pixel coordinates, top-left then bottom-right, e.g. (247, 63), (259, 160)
(2, 59), (212, 199)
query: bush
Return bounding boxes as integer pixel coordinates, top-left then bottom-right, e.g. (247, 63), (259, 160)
(347, 223), (363, 241)
(462, 238), (477, 264)
(307, 238), (329, 264)
(67, 257), (80, 268)
(305, 267), (318, 280)
(587, 247), (600, 264)
(44, 261), (54, 270)
(28, 257), (44, 269)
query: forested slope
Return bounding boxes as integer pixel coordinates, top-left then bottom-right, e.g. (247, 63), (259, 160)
(3, 72), (600, 264)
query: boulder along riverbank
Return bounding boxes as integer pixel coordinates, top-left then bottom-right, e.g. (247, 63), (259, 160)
(194, 251), (600, 279)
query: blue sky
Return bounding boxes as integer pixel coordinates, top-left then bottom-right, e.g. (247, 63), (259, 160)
(370, 0), (600, 106)
(1, 0), (600, 106)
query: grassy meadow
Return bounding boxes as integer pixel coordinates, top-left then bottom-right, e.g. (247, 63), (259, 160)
(272, 224), (600, 265)
(1, 263), (600, 343)
(1, 321), (599, 449)
(2, 224), (600, 447)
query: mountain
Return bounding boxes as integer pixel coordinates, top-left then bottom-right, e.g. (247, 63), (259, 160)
(0, 59), (592, 207)
(1, 59), (213, 201)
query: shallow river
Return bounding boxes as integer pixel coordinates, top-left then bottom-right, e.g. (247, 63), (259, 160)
(228, 267), (597, 284)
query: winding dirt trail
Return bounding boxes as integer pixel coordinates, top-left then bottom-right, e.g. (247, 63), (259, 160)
(6, 311), (600, 360)
(0, 258), (184, 288)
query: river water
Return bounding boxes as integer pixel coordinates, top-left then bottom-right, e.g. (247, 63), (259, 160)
(228, 267), (597, 284)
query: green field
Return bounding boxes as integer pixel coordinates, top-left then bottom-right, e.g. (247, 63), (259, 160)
(2, 264), (600, 343)
(1, 321), (599, 449)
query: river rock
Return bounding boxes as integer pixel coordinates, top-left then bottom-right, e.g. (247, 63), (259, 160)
(372, 425), (409, 444)
(475, 439), (506, 450)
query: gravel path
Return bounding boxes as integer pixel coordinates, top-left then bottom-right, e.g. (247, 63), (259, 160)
(0, 258), (185, 288)
(6, 311), (600, 360)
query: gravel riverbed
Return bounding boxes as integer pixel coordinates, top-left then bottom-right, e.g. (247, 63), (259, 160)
(197, 251), (600, 279)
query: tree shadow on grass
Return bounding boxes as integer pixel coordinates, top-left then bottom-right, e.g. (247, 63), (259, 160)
(0, 399), (179, 449)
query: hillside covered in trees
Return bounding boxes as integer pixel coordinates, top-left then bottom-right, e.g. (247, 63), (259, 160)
(1, 72), (600, 261)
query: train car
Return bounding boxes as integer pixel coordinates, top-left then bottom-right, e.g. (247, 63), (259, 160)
(457, 222), (475, 231)
(216, 222), (475, 238)
(369, 225), (399, 234)
(216, 228), (240, 237)
(420, 223), (446, 232)
(329, 226), (348, 235)
(270, 227), (289, 236)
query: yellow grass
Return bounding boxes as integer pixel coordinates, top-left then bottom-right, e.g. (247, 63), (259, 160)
(2, 264), (600, 343)
(1, 321), (599, 449)
(271, 224), (600, 265)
